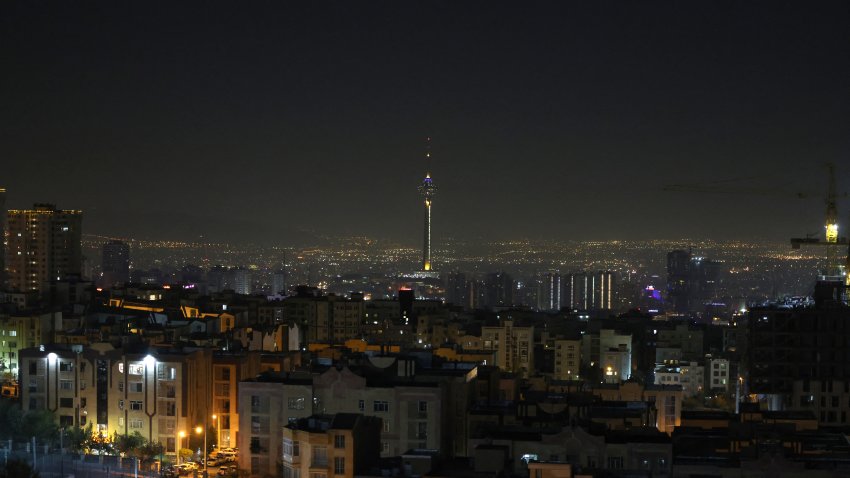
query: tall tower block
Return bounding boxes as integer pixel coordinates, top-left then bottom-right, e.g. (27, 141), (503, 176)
(418, 138), (438, 272)
(0, 188), (6, 288)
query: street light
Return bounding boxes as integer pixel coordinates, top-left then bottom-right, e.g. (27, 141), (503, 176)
(178, 431), (185, 464)
(212, 414), (220, 450)
(195, 426), (206, 477)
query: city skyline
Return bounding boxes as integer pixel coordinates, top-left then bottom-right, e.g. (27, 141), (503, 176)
(3, 2), (849, 244)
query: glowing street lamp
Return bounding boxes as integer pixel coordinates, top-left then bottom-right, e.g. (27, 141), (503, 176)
(178, 431), (186, 464)
(212, 414), (220, 450)
(196, 426), (207, 477)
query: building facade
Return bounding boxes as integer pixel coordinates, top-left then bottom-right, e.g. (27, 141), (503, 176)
(6, 204), (82, 293)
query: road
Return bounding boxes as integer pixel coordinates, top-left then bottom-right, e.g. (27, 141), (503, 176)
(20, 454), (235, 478)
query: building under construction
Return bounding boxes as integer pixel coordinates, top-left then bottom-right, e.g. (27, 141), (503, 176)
(747, 164), (850, 417)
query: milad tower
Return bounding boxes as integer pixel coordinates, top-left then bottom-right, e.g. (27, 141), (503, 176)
(418, 138), (437, 272)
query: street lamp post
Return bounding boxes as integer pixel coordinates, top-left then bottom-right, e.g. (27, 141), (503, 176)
(177, 431), (185, 464)
(195, 426), (206, 478)
(212, 414), (220, 450)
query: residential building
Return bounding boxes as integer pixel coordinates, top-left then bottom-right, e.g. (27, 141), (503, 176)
(19, 345), (99, 429)
(211, 351), (262, 448)
(6, 203), (82, 293)
(237, 372), (314, 477)
(106, 348), (212, 459)
(481, 320), (534, 377)
(582, 329), (632, 382)
(282, 413), (381, 478)
(284, 293), (364, 345)
(101, 240), (130, 288)
(553, 338), (580, 381)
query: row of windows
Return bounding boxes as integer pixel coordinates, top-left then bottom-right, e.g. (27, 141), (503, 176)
(118, 400), (144, 411)
(116, 417), (144, 429)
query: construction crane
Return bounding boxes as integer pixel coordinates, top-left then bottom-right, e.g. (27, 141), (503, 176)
(663, 164), (849, 285)
(790, 163), (849, 284)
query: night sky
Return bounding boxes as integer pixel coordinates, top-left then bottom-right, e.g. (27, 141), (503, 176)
(2, 1), (849, 245)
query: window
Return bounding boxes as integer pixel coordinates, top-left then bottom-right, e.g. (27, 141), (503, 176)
(358, 399), (365, 411)
(8, 331), (15, 337)
(60, 397), (73, 408)
(130, 419), (143, 429)
(334, 456), (345, 474)
(334, 435), (345, 449)
(283, 465), (301, 478)
(607, 456), (624, 469)
(130, 401), (143, 411)
(29, 361), (37, 375)
(283, 439), (300, 459)
(59, 380), (72, 390)
(59, 362), (73, 372)
(418, 401), (427, 413)
(128, 364), (144, 375)
(251, 395), (261, 413)
(312, 446), (328, 467)
(130, 382), (143, 393)
(288, 397), (304, 410)
(382, 442), (390, 453)
(156, 364), (176, 380)
(118, 400), (124, 410)
(252, 416), (261, 433)
(118, 381), (124, 392)
(383, 420), (390, 433)
(373, 400), (389, 412)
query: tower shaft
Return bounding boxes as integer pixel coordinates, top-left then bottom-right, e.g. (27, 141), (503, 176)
(417, 138), (437, 272)
(423, 198), (432, 271)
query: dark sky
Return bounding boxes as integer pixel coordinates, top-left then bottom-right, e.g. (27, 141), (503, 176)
(2, 1), (849, 245)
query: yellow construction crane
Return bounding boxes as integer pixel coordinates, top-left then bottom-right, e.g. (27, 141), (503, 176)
(790, 163), (849, 284)
(663, 164), (849, 285)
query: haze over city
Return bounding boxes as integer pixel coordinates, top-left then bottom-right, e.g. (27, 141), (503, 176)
(3, 1), (849, 244)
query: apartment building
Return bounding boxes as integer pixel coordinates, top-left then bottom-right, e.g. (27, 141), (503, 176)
(106, 348), (212, 458)
(281, 413), (381, 478)
(481, 320), (534, 378)
(211, 351), (262, 448)
(20, 345), (99, 428)
(552, 338), (580, 381)
(237, 372), (314, 477)
(5, 204), (82, 293)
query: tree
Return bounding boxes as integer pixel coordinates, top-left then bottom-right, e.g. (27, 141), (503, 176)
(0, 400), (23, 441)
(0, 458), (39, 478)
(65, 423), (94, 454)
(19, 410), (58, 445)
(178, 448), (194, 463)
(138, 441), (165, 471)
(112, 431), (146, 458)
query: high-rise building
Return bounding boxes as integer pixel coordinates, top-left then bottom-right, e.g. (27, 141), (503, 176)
(101, 240), (130, 288)
(272, 269), (287, 296)
(540, 272), (561, 311)
(233, 268), (252, 295)
(666, 250), (691, 313)
(445, 272), (469, 309)
(418, 139), (437, 272)
(564, 271), (616, 310)
(6, 204), (82, 292)
(0, 188), (6, 288)
(484, 272), (514, 309)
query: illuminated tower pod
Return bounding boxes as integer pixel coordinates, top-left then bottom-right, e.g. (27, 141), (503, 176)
(418, 144), (437, 272)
